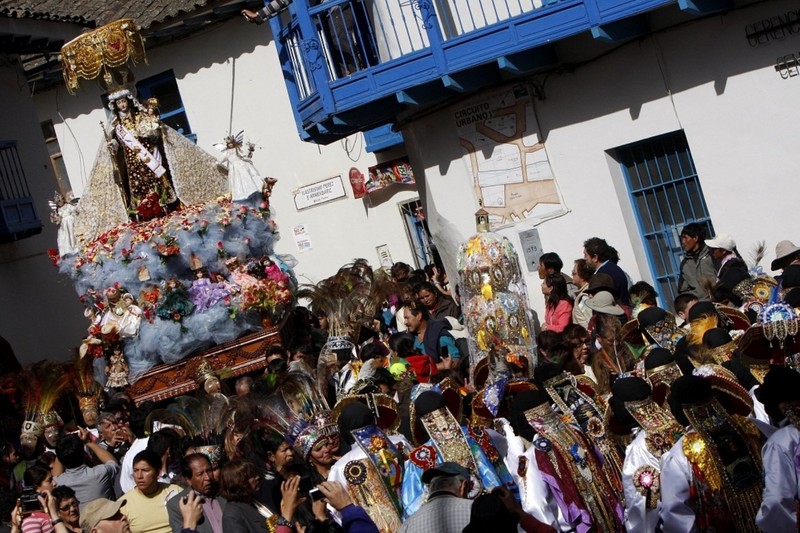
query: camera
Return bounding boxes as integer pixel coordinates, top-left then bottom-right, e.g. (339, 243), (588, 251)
(20, 487), (42, 515)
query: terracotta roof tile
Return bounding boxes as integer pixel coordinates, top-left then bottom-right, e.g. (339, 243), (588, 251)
(0, 0), (213, 29)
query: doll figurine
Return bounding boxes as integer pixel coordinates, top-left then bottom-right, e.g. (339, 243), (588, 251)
(105, 349), (130, 389)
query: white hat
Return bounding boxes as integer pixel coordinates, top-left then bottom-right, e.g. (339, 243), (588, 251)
(705, 234), (736, 252)
(771, 240), (800, 271)
(585, 291), (624, 316)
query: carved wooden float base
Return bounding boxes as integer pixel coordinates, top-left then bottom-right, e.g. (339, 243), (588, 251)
(126, 323), (284, 405)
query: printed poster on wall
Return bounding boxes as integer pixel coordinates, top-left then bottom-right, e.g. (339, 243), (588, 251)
(292, 224), (313, 252)
(348, 157), (416, 199)
(454, 82), (565, 229)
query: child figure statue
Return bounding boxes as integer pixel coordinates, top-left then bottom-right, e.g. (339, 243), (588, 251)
(136, 97), (162, 137)
(105, 348), (130, 389)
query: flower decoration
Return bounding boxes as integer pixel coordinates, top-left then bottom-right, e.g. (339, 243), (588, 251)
(586, 416), (606, 439)
(632, 465), (661, 509)
(216, 241), (229, 259)
(155, 234), (180, 261)
(409, 444), (436, 470)
(368, 434), (388, 453)
(47, 249), (60, 267)
(79, 323), (122, 360)
(645, 433), (671, 456)
(344, 460), (368, 485)
(132, 192), (164, 220)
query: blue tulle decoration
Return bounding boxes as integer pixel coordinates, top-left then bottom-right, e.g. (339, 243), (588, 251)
(65, 197), (295, 383)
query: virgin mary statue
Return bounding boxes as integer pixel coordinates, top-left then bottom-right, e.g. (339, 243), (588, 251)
(73, 89), (228, 244)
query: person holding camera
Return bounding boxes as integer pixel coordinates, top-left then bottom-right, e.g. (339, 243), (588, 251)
(278, 476), (379, 533)
(16, 467), (55, 533)
(54, 429), (119, 511)
(166, 454), (226, 533)
(9, 489), (74, 533)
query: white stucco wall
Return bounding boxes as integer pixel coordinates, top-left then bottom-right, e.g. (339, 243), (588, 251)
(402, 0), (800, 317)
(33, 18), (420, 288)
(0, 59), (88, 365)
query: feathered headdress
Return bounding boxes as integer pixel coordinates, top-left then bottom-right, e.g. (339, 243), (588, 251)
(297, 259), (398, 342)
(687, 314), (719, 347)
(259, 372), (337, 459)
(20, 362), (70, 433)
(74, 356), (102, 412)
(165, 394), (230, 468)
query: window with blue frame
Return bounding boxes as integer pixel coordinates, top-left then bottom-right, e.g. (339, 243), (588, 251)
(616, 131), (714, 309)
(136, 70), (196, 143)
(0, 140), (43, 242)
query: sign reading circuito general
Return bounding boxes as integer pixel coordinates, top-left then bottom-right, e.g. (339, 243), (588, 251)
(293, 175), (347, 210)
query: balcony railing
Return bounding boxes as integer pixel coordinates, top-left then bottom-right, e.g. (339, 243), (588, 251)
(271, 0), (679, 141)
(276, 0), (558, 88)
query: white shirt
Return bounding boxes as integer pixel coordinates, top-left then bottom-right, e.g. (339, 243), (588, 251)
(756, 424), (800, 531)
(499, 419), (565, 530)
(659, 435), (697, 533)
(623, 429), (663, 532)
(119, 436), (149, 494)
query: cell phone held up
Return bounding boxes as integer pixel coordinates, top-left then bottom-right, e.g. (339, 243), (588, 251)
(20, 487), (42, 515)
(308, 488), (325, 502)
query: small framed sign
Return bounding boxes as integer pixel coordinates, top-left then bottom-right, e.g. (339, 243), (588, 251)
(519, 228), (543, 273)
(294, 175), (347, 210)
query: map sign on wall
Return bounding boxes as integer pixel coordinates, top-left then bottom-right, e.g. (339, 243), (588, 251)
(455, 83), (565, 229)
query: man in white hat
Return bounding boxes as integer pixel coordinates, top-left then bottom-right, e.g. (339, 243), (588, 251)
(771, 240), (800, 272)
(704, 233), (746, 282)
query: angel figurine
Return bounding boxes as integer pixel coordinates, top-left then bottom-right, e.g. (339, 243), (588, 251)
(214, 130), (264, 204)
(48, 191), (79, 257)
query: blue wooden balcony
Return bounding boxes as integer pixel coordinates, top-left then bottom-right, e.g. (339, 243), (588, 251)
(269, 0), (729, 144)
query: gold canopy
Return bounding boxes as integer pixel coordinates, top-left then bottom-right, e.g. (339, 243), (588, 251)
(60, 19), (146, 94)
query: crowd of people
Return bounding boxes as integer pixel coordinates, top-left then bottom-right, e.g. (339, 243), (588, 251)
(1, 229), (800, 533)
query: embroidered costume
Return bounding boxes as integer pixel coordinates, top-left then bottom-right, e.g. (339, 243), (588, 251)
(524, 402), (625, 532)
(660, 398), (764, 532)
(621, 398), (684, 532)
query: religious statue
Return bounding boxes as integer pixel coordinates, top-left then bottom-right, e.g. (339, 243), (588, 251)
(105, 90), (178, 220)
(105, 348), (130, 389)
(99, 286), (142, 338)
(48, 191), (80, 256)
(214, 130), (265, 205)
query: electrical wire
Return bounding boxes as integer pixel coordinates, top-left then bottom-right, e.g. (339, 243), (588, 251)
(228, 57), (236, 136)
(55, 87), (88, 189)
(342, 132), (363, 162)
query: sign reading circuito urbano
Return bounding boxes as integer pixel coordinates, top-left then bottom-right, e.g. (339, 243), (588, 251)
(293, 175), (347, 210)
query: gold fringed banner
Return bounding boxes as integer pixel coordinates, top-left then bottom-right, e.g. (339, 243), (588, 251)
(60, 19), (146, 93)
